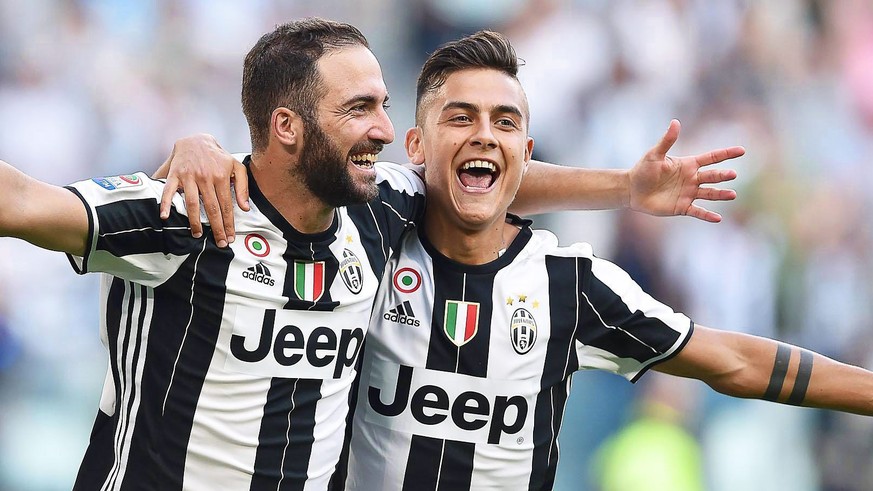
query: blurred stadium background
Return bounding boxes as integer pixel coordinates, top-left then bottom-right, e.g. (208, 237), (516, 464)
(1, 0), (873, 489)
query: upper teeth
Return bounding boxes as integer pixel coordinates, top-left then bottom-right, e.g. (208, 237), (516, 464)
(351, 153), (378, 162)
(461, 160), (496, 172)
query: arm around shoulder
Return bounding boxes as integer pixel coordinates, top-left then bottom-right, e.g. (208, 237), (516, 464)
(0, 160), (89, 256)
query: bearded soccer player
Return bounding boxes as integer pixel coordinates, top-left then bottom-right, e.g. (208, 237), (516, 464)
(333, 31), (873, 490)
(0, 18), (741, 491)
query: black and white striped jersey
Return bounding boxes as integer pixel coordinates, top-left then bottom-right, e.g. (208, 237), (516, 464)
(344, 216), (693, 491)
(63, 159), (425, 491)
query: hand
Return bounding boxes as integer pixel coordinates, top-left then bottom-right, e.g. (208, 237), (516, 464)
(155, 134), (249, 247)
(628, 119), (743, 223)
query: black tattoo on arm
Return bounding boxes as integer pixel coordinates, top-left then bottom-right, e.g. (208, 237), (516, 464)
(787, 349), (814, 405)
(762, 343), (814, 405)
(763, 344), (791, 401)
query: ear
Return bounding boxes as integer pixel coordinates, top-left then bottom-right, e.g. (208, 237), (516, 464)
(523, 136), (534, 174)
(271, 107), (304, 147)
(405, 127), (426, 165)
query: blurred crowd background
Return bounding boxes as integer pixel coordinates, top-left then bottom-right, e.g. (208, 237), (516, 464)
(1, 0), (872, 489)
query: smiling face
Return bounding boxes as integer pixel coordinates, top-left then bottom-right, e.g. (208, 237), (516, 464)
(408, 68), (534, 232)
(298, 45), (394, 206)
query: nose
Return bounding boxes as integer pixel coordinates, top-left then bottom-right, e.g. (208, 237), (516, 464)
(470, 120), (497, 149)
(368, 106), (395, 144)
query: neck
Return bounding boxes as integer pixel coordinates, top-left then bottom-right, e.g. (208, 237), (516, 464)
(423, 211), (519, 265)
(250, 152), (335, 234)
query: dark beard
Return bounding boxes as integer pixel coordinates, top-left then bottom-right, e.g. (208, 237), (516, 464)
(296, 121), (380, 207)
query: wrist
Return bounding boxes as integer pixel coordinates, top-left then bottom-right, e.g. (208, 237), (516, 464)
(622, 169), (632, 209)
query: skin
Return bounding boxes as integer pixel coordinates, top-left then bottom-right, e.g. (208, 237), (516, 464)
(154, 39), (743, 246)
(251, 45), (393, 234)
(412, 67), (873, 416)
(406, 68), (534, 265)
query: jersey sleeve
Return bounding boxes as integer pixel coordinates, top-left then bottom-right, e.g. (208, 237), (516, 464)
(573, 251), (693, 382)
(64, 173), (203, 286)
(371, 162), (426, 250)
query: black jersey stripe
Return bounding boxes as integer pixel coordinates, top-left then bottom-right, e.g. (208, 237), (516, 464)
(251, 379), (323, 491)
(346, 203), (390, 279)
(101, 281), (139, 491)
(576, 257), (681, 362)
(152, 239), (233, 489)
(74, 277), (127, 490)
(529, 256), (581, 490)
(402, 435), (445, 491)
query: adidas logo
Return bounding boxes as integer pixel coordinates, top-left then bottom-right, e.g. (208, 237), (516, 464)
(242, 262), (275, 286)
(383, 301), (421, 327)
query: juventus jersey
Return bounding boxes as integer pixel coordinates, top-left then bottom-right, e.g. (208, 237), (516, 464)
(64, 159), (425, 491)
(345, 216), (692, 491)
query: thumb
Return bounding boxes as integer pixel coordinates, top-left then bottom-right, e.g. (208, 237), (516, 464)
(651, 119), (681, 158)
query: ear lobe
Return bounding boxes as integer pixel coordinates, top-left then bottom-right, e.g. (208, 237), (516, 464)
(523, 136), (534, 173)
(405, 127), (425, 165)
(272, 107), (303, 147)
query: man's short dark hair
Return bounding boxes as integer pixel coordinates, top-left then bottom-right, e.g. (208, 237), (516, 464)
(242, 18), (369, 152)
(415, 30), (524, 126)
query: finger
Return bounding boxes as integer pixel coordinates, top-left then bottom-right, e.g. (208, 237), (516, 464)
(686, 204), (722, 223)
(200, 185), (228, 248)
(183, 181), (204, 239)
(214, 176), (236, 244)
(697, 187), (737, 201)
(651, 119), (681, 158)
(697, 146), (746, 166)
(698, 168), (737, 185)
(160, 175), (178, 220)
(232, 160), (251, 212)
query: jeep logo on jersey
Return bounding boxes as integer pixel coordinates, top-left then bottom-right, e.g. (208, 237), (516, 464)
(444, 300), (479, 346)
(242, 262), (275, 286)
(367, 364), (529, 445)
(293, 261), (325, 302)
(339, 249), (363, 294)
(227, 308), (365, 379)
(244, 233), (271, 257)
(510, 308), (537, 354)
(393, 267), (422, 294)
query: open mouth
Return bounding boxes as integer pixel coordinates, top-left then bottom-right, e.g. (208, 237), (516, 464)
(458, 160), (498, 190)
(350, 153), (378, 170)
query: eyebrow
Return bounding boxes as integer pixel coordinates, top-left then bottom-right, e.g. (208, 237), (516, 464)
(342, 93), (390, 108)
(441, 100), (523, 119)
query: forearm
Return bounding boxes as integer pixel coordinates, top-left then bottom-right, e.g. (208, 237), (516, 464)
(658, 326), (873, 415)
(510, 160), (630, 216)
(0, 161), (88, 254)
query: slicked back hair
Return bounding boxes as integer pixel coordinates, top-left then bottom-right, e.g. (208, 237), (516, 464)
(242, 18), (369, 152)
(415, 30), (525, 126)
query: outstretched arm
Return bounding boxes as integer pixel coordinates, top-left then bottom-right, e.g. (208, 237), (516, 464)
(511, 119), (744, 222)
(656, 325), (873, 415)
(0, 160), (88, 255)
(153, 134), (249, 248)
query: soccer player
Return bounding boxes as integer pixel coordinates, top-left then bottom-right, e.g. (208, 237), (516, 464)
(0, 19), (741, 491)
(334, 31), (873, 490)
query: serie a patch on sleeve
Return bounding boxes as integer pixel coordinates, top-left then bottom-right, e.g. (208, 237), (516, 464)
(91, 174), (144, 191)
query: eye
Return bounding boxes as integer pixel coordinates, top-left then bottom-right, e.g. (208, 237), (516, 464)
(496, 118), (519, 128)
(449, 114), (472, 123)
(350, 104), (367, 113)
(382, 101), (391, 110)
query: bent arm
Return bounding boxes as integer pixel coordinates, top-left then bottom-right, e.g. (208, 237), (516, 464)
(656, 324), (873, 416)
(0, 160), (88, 256)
